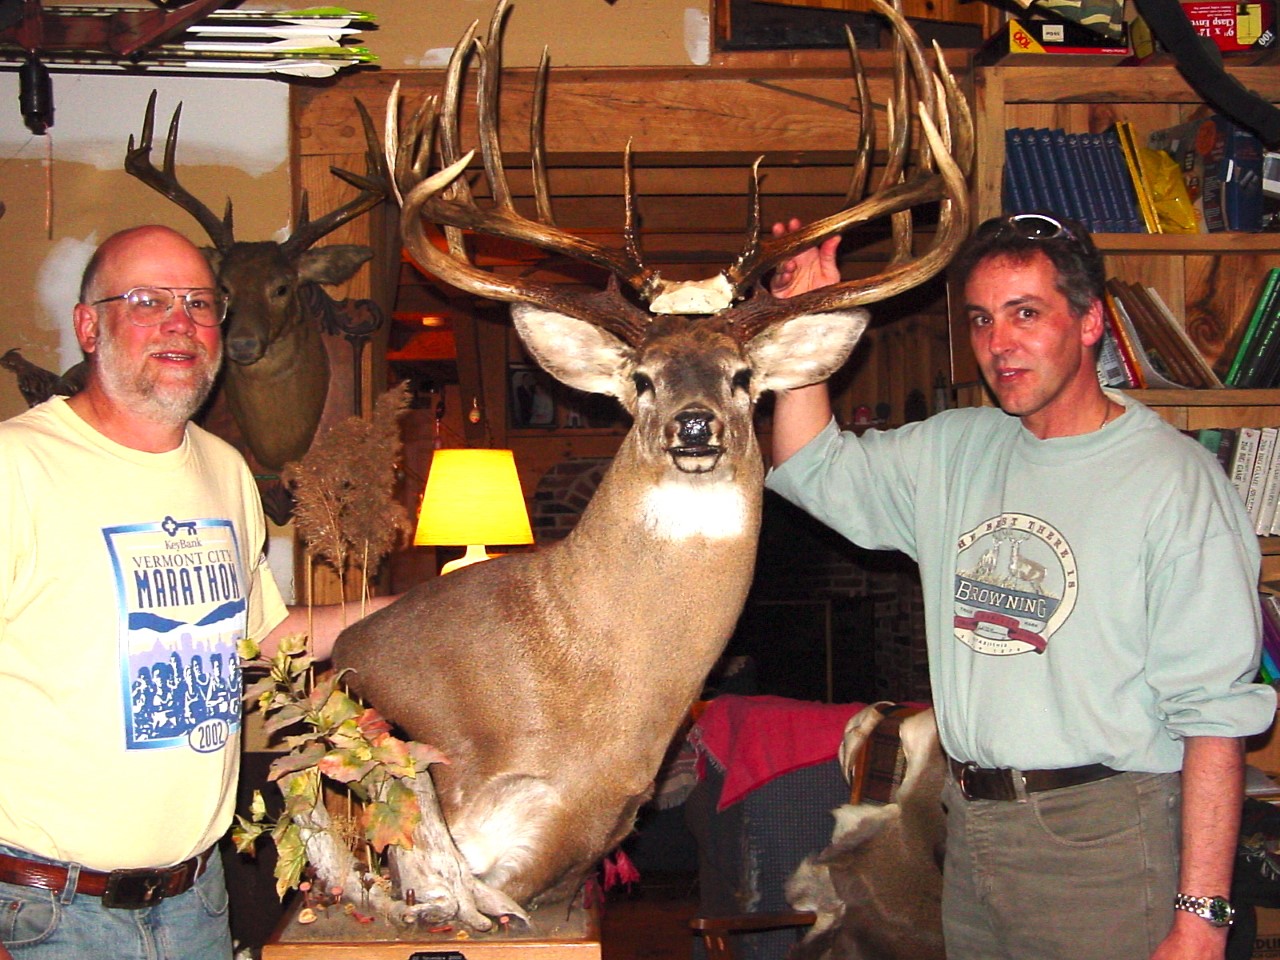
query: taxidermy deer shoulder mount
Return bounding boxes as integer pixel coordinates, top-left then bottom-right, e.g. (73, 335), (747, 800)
(123, 91), (391, 472)
(330, 0), (971, 926)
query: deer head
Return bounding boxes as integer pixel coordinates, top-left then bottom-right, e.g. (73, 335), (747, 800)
(329, 0), (971, 923)
(124, 91), (390, 471)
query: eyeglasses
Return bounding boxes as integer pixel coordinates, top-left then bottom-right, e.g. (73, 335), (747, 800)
(90, 286), (228, 328)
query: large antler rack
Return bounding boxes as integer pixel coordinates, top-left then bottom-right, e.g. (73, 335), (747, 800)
(390, 0), (972, 348)
(127, 89), (391, 257)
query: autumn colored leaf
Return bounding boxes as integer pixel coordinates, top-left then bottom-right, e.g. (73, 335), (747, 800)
(407, 741), (450, 770)
(230, 815), (267, 855)
(364, 778), (421, 852)
(268, 742), (326, 781)
(317, 747), (376, 784)
(356, 707), (394, 743)
(273, 822), (309, 899)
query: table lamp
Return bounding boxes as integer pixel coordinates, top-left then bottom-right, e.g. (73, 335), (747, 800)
(414, 448), (534, 574)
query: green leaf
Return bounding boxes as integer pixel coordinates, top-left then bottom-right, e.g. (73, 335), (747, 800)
(249, 789), (268, 822)
(238, 636), (262, 661)
(273, 822), (309, 899)
(364, 778), (421, 853)
(262, 703), (308, 737)
(231, 815), (268, 854)
(370, 736), (414, 778)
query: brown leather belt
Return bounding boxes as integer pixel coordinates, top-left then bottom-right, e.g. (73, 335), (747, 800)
(0, 848), (213, 909)
(948, 757), (1120, 802)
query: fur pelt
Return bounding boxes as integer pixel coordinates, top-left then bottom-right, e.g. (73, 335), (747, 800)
(785, 706), (947, 960)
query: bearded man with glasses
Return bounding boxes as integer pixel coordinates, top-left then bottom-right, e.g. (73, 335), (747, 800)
(0, 225), (393, 960)
(766, 213), (1276, 960)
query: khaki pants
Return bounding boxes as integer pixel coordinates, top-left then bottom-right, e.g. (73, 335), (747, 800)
(941, 770), (1181, 960)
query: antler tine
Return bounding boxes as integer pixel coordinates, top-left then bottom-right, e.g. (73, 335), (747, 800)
(281, 98), (390, 258)
(438, 16), (482, 258)
(477, 0), (519, 212)
(124, 90), (234, 252)
(842, 25), (873, 207)
(531, 46), (554, 224)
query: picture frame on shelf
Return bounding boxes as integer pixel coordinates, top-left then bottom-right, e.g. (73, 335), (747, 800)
(508, 363), (557, 429)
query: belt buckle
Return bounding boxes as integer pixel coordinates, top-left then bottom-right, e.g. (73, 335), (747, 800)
(958, 761), (980, 801)
(102, 867), (171, 909)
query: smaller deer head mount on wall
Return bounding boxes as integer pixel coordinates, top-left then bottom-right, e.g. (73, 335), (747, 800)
(124, 90), (392, 473)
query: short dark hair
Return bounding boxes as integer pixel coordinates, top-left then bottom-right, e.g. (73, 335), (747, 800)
(948, 212), (1106, 318)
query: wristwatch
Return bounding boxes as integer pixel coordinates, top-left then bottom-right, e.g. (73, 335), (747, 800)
(1173, 893), (1234, 927)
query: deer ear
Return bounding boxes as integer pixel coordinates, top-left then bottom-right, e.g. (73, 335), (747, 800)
(511, 303), (632, 397)
(745, 308), (868, 396)
(296, 245), (374, 286)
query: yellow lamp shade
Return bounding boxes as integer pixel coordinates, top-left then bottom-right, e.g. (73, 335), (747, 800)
(414, 449), (534, 568)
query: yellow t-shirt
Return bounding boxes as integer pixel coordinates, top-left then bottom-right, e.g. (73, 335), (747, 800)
(0, 397), (287, 870)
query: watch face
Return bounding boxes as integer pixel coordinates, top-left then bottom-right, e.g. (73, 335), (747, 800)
(1208, 897), (1234, 926)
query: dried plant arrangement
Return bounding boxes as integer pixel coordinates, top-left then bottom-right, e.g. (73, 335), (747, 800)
(282, 382), (414, 597)
(231, 383), (496, 925)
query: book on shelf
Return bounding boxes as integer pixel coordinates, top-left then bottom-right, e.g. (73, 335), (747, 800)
(1142, 286), (1224, 388)
(1065, 131), (1112, 232)
(1029, 127), (1074, 218)
(1244, 426), (1278, 524)
(1234, 275), (1280, 389)
(1047, 127), (1092, 225)
(1097, 314), (1137, 388)
(1105, 278), (1219, 388)
(1256, 429), (1280, 534)
(1224, 268), (1280, 386)
(1111, 121), (1162, 233)
(1003, 127), (1036, 214)
(1229, 426), (1264, 509)
(1097, 129), (1146, 233)
(1103, 294), (1146, 387)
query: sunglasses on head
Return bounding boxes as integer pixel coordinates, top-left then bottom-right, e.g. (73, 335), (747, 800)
(975, 212), (1096, 247)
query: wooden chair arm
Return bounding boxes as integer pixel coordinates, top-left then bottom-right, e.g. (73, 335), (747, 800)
(689, 911), (817, 960)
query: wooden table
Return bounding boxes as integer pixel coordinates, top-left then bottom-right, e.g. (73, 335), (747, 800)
(262, 896), (601, 960)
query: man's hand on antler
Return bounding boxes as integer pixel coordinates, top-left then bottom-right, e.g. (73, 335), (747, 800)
(769, 218), (841, 300)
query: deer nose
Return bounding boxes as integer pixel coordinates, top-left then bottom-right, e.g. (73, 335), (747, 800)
(675, 409), (714, 446)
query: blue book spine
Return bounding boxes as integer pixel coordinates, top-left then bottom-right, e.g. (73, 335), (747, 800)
(1003, 127), (1035, 214)
(1079, 132), (1123, 232)
(1051, 128), (1092, 228)
(1033, 127), (1073, 220)
(1100, 128), (1145, 233)
(1016, 127), (1055, 212)
(1061, 132), (1103, 232)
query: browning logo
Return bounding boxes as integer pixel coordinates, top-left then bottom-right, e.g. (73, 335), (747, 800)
(953, 512), (1078, 656)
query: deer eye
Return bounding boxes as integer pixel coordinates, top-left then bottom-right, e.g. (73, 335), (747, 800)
(632, 372), (654, 396)
(273, 284), (290, 298)
(731, 369), (751, 393)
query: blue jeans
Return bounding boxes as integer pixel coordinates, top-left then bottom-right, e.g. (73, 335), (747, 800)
(941, 770), (1181, 960)
(0, 845), (232, 960)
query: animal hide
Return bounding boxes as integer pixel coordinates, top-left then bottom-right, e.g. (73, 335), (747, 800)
(785, 706), (946, 960)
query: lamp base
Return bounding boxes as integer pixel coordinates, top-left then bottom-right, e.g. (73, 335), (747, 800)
(440, 543), (495, 575)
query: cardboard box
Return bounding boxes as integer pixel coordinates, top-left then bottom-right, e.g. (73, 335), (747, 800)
(1180, 1), (1269, 51)
(1147, 115), (1264, 232)
(1255, 905), (1280, 959)
(974, 18), (1131, 65)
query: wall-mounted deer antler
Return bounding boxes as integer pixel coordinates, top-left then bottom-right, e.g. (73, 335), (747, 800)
(330, 0), (971, 929)
(124, 90), (392, 472)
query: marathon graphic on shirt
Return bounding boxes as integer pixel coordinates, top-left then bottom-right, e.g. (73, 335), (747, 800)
(953, 512), (1078, 656)
(103, 516), (246, 753)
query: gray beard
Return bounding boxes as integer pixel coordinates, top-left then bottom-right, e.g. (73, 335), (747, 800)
(95, 325), (223, 426)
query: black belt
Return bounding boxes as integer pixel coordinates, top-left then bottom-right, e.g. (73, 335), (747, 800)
(0, 848), (213, 909)
(948, 756), (1120, 802)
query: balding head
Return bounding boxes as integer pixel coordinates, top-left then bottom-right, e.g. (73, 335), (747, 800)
(79, 225), (215, 305)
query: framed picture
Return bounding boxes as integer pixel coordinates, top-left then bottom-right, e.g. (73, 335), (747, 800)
(508, 364), (557, 428)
